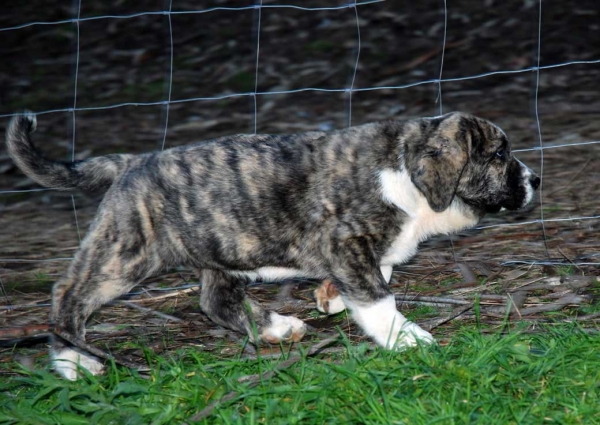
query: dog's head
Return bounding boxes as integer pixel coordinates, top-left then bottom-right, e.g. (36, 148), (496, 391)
(405, 112), (540, 214)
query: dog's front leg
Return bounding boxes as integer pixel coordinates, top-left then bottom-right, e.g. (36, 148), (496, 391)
(328, 239), (434, 349)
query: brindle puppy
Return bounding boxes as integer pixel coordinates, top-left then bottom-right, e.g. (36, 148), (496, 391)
(6, 111), (539, 379)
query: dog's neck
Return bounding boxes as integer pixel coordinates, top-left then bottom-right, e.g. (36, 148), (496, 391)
(378, 168), (479, 236)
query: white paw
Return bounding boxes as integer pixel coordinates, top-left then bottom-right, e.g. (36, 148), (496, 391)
(260, 312), (307, 343)
(321, 294), (347, 314)
(52, 347), (104, 380)
(314, 279), (347, 314)
(393, 321), (435, 349)
(348, 295), (435, 349)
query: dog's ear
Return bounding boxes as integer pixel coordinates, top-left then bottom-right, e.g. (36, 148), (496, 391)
(407, 115), (469, 212)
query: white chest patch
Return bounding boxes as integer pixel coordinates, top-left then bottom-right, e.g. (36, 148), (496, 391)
(379, 169), (478, 267)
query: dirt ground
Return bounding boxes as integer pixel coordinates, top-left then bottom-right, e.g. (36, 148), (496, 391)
(0, 0), (599, 367)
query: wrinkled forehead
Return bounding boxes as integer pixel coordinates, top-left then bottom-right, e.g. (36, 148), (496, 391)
(424, 113), (510, 153)
(458, 116), (510, 154)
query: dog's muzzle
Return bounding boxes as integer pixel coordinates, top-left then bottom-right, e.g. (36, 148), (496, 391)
(520, 164), (540, 208)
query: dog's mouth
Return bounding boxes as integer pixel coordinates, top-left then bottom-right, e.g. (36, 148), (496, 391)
(497, 181), (539, 213)
(485, 204), (503, 214)
(496, 162), (540, 212)
(518, 198), (538, 213)
(517, 188), (539, 212)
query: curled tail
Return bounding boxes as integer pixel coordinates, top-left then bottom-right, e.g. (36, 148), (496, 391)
(6, 112), (135, 192)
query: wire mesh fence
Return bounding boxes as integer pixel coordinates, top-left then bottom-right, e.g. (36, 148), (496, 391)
(0, 0), (599, 278)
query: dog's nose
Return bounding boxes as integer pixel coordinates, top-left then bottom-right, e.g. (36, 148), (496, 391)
(530, 175), (540, 190)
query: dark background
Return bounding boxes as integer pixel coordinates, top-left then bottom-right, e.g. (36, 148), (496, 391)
(0, 1), (598, 300)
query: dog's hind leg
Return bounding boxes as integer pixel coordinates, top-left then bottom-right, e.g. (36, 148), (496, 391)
(199, 269), (306, 344)
(51, 224), (162, 380)
(314, 265), (393, 314)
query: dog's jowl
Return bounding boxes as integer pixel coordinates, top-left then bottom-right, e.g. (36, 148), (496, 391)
(6, 111), (539, 379)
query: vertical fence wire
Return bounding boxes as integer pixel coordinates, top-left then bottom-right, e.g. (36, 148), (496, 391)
(436, 0), (447, 116)
(0, 1), (598, 267)
(70, 0), (83, 243)
(348, 0), (361, 128)
(160, 0), (174, 151)
(534, 0), (551, 259)
(253, 0), (263, 135)
(436, 0), (458, 264)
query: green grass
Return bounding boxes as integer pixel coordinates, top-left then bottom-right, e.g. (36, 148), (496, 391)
(2, 274), (56, 293)
(556, 265), (576, 277)
(406, 305), (439, 321)
(1, 324), (600, 424)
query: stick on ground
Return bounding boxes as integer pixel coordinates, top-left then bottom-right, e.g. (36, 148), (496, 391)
(185, 333), (340, 423)
(0, 324), (51, 339)
(423, 302), (475, 332)
(117, 300), (183, 323)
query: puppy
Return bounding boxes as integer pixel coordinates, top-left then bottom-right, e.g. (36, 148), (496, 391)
(6, 111), (539, 379)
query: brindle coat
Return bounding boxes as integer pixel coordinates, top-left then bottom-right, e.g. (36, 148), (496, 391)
(6, 111), (539, 379)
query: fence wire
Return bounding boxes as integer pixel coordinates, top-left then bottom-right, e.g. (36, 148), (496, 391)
(0, 1), (598, 268)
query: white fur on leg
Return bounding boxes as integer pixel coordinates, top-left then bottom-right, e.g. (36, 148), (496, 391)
(348, 295), (434, 349)
(52, 347), (104, 380)
(380, 265), (393, 284)
(260, 312), (307, 343)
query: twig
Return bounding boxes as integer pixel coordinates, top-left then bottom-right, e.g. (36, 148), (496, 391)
(422, 303), (475, 332)
(457, 263), (477, 283)
(237, 334), (341, 383)
(116, 300), (183, 322)
(395, 300), (460, 308)
(53, 327), (149, 371)
(127, 286), (200, 303)
(0, 301), (51, 311)
(0, 324), (51, 339)
(548, 157), (591, 196)
(509, 291), (527, 319)
(486, 291), (528, 316)
(509, 277), (546, 291)
(185, 333), (340, 423)
(565, 312), (600, 322)
(422, 281), (479, 295)
(241, 343), (374, 361)
(0, 276), (10, 306)
(557, 246), (586, 275)
(396, 295), (471, 305)
(516, 293), (584, 316)
(517, 276), (596, 292)
(267, 298), (314, 311)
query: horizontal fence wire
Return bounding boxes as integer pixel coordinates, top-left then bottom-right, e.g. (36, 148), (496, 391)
(0, 1), (598, 267)
(1, 59), (599, 120)
(0, 59), (600, 119)
(0, 0), (385, 33)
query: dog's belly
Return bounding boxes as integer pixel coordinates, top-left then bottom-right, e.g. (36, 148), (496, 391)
(228, 267), (312, 282)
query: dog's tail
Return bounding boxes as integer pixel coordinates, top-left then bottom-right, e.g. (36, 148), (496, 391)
(6, 112), (136, 192)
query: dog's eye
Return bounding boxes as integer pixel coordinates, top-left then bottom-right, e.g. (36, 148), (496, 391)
(495, 149), (506, 160)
